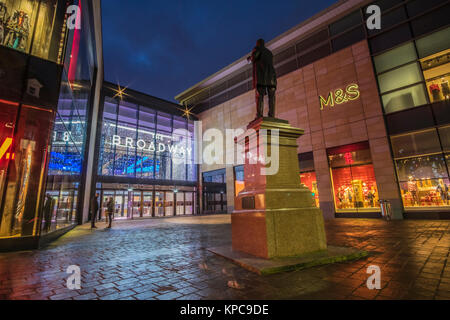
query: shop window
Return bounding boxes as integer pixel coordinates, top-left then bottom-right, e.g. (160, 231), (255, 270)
(381, 83), (428, 114)
(378, 62), (423, 94)
(391, 128), (450, 209)
(395, 156), (449, 208)
(415, 26), (450, 59)
(0, 0), (39, 54)
(0, 101), (18, 214)
(420, 48), (450, 103)
(328, 142), (380, 212)
(30, 0), (67, 62)
(390, 129), (442, 158)
(373, 42), (417, 74)
(298, 152), (319, 207)
(300, 172), (320, 208)
(0, 105), (54, 238)
(0, 0), (67, 62)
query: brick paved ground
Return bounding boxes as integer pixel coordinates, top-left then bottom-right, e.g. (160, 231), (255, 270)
(0, 215), (449, 300)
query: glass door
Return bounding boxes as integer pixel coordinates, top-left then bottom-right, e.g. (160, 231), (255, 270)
(142, 191), (153, 217)
(155, 191), (164, 217)
(176, 192), (185, 215)
(165, 192), (174, 216)
(185, 192), (193, 215)
(102, 190), (114, 219)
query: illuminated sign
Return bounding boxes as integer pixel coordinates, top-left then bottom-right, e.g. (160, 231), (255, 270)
(0, 137), (14, 161)
(319, 83), (360, 110)
(111, 135), (192, 157)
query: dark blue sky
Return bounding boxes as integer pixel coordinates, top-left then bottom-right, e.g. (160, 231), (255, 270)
(102, 0), (337, 102)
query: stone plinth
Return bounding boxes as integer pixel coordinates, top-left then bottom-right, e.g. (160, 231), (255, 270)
(232, 117), (327, 259)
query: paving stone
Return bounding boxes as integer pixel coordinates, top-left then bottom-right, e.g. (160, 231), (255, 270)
(0, 216), (449, 300)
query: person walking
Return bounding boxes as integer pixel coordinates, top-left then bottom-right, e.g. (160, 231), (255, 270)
(106, 197), (114, 229)
(42, 194), (54, 233)
(90, 193), (99, 229)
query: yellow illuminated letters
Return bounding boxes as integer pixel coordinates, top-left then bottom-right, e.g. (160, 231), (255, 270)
(319, 83), (360, 110)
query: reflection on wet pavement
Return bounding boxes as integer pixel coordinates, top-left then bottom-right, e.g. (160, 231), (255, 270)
(0, 215), (449, 300)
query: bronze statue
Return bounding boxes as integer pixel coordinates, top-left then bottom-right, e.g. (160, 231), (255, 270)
(247, 39), (277, 118)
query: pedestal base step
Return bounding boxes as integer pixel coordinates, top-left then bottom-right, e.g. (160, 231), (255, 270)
(207, 246), (369, 275)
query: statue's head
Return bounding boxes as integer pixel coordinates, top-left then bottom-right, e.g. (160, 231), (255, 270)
(256, 39), (265, 48)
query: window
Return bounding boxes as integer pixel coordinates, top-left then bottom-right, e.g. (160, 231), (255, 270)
(410, 3), (450, 38)
(97, 97), (196, 182)
(1, 105), (54, 237)
(298, 152), (319, 207)
(203, 169), (225, 183)
(329, 10), (362, 36)
(391, 129), (450, 209)
(0, 0), (68, 62)
(234, 165), (244, 197)
(381, 83), (428, 114)
(420, 49), (450, 103)
(378, 62), (423, 93)
(373, 42), (417, 74)
(0, 0), (39, 54)
(391, 129), (442, 158)
(415, 26), (450, 59)
(328, 142), (380, 212)
(30, 0), (68, 62)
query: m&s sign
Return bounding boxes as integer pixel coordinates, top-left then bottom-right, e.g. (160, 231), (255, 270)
(319, 83), (360, 110)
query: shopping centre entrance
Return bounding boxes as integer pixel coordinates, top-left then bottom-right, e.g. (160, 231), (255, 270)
(96, 184), (197, 220)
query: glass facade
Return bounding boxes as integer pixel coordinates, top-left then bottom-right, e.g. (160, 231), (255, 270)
(0, 103), (54, 238)
(98, 97), (196, 181)
(374, 26), (450, 114)
(41, 0), (97, 234)
(202, 169), (227, 214)
(391, 128), (450, 209)
(328, 142), (380, 213)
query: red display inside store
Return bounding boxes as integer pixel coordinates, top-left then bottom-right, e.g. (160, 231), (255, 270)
(331, 164), (379, 211)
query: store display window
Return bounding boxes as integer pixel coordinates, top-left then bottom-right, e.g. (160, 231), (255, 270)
(0, 0), (68, 63)
(298, 152), (319, 207)
(391, 128), (450, 209)
(0, 105), (54, 238)
(327, 142), (380, 212)
(299, 172), (320, 207)
(421, 48), (450, 103)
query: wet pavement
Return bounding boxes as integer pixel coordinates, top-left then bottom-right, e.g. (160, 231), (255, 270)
(0, 215), (449, 300)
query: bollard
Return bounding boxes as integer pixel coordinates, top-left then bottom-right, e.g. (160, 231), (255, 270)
(379, 200), (392, 221)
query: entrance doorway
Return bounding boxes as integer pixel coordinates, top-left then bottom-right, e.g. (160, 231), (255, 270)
(97, 184), (197, 219)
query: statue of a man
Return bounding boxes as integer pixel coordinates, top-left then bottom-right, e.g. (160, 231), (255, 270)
(247, 39), (277, 118)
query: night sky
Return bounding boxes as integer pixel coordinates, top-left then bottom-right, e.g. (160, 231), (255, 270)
(102, 0), (337, 102)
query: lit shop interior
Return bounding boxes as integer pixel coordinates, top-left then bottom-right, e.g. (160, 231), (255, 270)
(391, 127), (450, 210)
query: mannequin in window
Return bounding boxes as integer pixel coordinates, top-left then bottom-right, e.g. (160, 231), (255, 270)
(429, 82), (441, 102)
(436, 179), (449, 205)
(407, 176), (419, 206)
